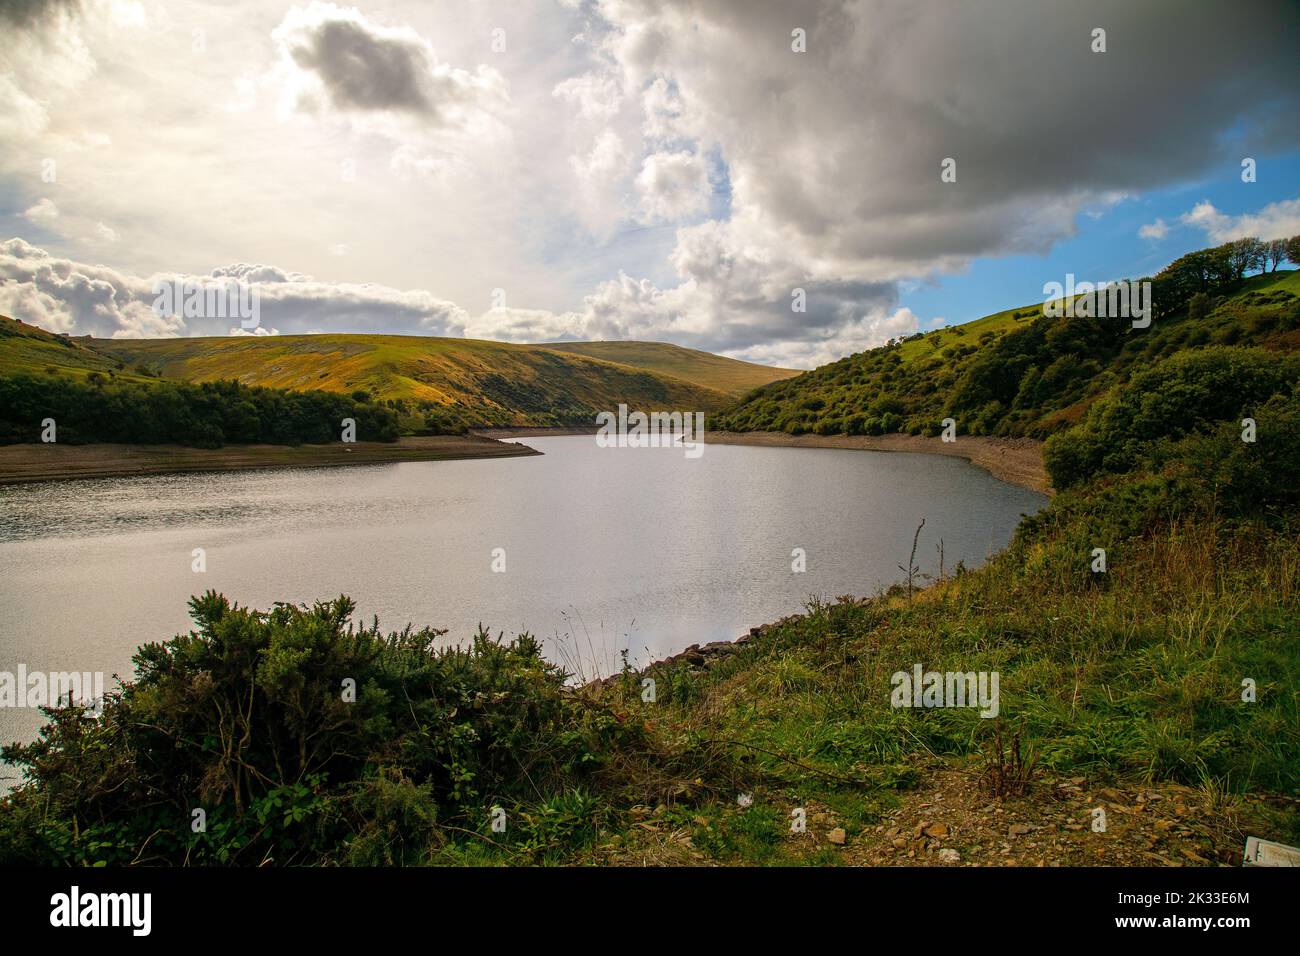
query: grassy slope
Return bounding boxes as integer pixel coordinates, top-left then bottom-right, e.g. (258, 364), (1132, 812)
(0, 319), (795, 426)
(577, 518), (1299, 866)
(541, 340), (800, 395)
(0, 317), (154, 384)
(716, 269), (1300, 438)
(88, 333), (731, 409)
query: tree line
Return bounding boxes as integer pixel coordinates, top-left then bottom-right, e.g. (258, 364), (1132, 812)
(0, 373), (400, 446)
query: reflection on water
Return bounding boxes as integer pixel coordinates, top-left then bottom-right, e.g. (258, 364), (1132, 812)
(0, 436), (1046, 784)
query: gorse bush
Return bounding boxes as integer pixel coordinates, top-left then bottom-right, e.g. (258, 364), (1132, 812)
(0, 373), (400, 446)
(1043, 346), (1300, 497)
(0, 593), (648, 865)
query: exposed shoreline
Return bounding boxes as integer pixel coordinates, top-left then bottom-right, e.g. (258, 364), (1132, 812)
(0, 434), (539, 485)
(479, 426), (1051, 495)
(705, 431), (1051, 495)
(0, 427), (1049, 494)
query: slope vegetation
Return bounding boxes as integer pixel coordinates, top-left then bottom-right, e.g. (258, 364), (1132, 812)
(0, 321), (793, 430)
(715, 268), (1300, 439)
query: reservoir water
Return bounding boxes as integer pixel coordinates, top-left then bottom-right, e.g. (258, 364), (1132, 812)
(0, 436), (1046, 786)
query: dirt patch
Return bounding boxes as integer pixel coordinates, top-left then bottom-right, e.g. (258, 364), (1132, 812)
(791, 767), (1259, 867)
(0, 434), (539, 485)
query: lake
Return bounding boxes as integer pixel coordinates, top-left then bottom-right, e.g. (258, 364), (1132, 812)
(0, 436), (1045, 786)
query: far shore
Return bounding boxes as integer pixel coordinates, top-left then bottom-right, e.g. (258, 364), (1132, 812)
(705, 431), (1051, 495)
(1, 428), (1049, 493)
(479, 426), (1051, 495)
(0, 434), (539, 485)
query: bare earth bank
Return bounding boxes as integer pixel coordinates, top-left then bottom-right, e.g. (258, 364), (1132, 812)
(1, 429), (1048, 493)
(479, 427), (1050, 495)
(705, 431), (1051, 495)
(0, 434), (539, 485)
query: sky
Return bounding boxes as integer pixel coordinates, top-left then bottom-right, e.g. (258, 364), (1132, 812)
(1, 0), (1298, 368)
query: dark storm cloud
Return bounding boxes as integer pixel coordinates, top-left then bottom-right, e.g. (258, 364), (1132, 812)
(273, 4), (503, 126)
(598, 0), (1300, 268)
(0, 0), (82, 29)
(285, 15), (436, 115)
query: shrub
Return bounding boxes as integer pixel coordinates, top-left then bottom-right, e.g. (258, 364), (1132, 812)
(0, 593), (645, 865)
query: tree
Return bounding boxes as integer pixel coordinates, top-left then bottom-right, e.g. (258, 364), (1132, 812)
(1285, 235), (1300, 267)
(1226, 237), (1265, 280)
(1264, 238), (1288, 272)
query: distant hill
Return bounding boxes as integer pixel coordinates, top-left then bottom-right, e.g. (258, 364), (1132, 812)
(714, 267), (1300, 439)
(541, 340), (799, 395)
(0, 323), (794, 430)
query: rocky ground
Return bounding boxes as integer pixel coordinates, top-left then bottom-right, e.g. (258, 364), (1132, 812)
(594, 763), (1293, 867)
(836, 768), (1258, 867)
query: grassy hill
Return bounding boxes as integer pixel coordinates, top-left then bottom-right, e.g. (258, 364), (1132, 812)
(0, 320), (794, 431)
(541, 340), (799, 394)
(715, 269), (1300, 439)
(0, 316), (155, 384)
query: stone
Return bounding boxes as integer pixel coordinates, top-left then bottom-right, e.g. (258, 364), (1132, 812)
(938, 849), (961, 863)
(828, 828), (846, 845)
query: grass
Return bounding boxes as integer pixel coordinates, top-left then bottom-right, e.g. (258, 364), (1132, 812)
(542, 340), (800, 395)
(576, 510), (1299, 865)
(0, 318), (794, 426)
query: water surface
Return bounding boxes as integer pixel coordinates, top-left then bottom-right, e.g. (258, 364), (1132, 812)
(0, 436), (1046, 784)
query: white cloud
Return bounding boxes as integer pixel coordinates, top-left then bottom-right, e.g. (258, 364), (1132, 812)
(0, 237), (896, 368)
(635, 150), (710, 223)
(569, 130), (632, 239)
(0, 238), (466, 340)
(1180, 198), (1300, 243)
(740, 308), (920, 370)
(22, 198), (59, 224)
(1138, 218), (1168, 240)
(552, 72), (622, 119)
(641, 77), (684, 142)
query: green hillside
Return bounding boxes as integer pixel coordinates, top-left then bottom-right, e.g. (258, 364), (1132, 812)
(0, 320), (792, 431)
(0, 316), (154, 384)
(542, 340), (800, 395)
(715, 266), (1300, 439)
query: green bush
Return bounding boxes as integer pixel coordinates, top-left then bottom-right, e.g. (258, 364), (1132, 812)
(1043, 346), (1299, 490)
(0, 593), (645, 865)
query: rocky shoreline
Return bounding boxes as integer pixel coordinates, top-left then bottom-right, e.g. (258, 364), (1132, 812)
(583, 615), (805, 694)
